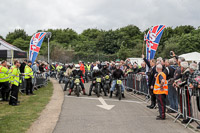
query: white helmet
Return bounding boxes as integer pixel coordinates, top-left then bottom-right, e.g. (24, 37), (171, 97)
(93, 66), (99, 71)
(75, 64), (80, 70)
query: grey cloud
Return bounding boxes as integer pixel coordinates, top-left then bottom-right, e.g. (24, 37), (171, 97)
(0, 0), (199, 37)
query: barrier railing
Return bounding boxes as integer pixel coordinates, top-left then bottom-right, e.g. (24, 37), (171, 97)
(20, 72), (48, 93)
(125, 74), (149, 99)
(125, 73), (200, 128)
(184, 86), (200, 127)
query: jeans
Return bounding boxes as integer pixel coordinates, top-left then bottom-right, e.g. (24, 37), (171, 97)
(168, 84), (178, 111)
(110, 80), (125, 92)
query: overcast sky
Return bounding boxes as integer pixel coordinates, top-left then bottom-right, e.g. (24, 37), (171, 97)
(0, 0), (199, 37)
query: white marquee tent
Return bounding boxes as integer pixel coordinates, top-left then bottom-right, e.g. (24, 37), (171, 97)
(179, 52), (200, 63)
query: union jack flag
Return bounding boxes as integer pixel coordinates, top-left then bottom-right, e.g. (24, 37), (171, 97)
(145, 25), (165, 60)
(29, 32), (46, 63)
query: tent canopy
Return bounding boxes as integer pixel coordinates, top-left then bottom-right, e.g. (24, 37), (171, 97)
(0, 38), (27, 58)
(179, 52), (200, 62)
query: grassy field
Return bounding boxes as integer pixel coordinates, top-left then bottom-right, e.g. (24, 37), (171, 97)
(0, 82), (53, 133)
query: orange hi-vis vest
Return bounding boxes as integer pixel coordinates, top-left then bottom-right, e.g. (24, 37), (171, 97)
(153, 72), (168, 95)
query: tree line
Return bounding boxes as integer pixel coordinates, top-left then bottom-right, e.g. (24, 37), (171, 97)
(1, 25), (200, 62)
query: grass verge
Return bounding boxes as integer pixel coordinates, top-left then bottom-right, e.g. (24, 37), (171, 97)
(0, 82), (53, 133)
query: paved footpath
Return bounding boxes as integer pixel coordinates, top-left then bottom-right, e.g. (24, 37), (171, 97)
(53, 81), (193, 133)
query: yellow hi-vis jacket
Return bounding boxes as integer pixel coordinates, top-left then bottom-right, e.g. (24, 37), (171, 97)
(86, 64), (91, 71)
(10, 65), (21, 86)
(153, 72), (168, 95)
(24, 65), (33, 79)
(0, 65), (10, 82)
(56, 65), (63, 72)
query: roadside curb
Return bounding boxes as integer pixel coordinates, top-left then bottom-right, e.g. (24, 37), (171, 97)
(26, 79), (64, 133)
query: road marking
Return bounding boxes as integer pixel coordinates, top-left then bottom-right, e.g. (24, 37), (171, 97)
(65, 95), (145, 104)
(97, 97), (115, 110)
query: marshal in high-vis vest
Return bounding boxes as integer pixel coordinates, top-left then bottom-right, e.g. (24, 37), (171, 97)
(0, 60), (10, 102)
(24, 61), (34, 95)
(153, 64), (168, 120)
(9, 60), (21, 106)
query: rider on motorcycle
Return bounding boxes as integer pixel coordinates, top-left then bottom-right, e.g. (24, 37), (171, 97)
(101, 62), (111, 76)
(88, 66), (107, 96)
(68, 64), (86, 95)
(63, 63), (74, 91)
(110, 63), (125, 98)
(59, 64), (66, 84)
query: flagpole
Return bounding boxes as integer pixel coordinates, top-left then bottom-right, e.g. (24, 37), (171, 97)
(142, 40), (145, 55)
(46, 32), (52, 63)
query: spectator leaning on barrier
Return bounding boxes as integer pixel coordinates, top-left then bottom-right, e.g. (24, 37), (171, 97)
(188, 63), (200, 89)
(188, 63), (200, 128)
(133, 63), (139, 74)
(125, 64), (133, 75)
(32, 62), (40, 74)
(9, 60), (21, 106)
(138, 62), (146, 74)
(24, 61), (34, 95)
(174, 61), (193, 124)
(164, 59), (177, 113)
(154, 64), (168, 120)
(0, 60), (10, 102)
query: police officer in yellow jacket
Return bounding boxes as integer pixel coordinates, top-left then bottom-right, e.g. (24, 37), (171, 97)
(9, 60), (21, 106)
(0, 60), (10, 102)
(24, 61), (34, 95)
(154, 64), (168, 120)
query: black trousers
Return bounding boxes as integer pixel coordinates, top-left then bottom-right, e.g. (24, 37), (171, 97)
(149, 87), (156, 105)
(26, 78), (33, 95)
(9, 85), (19, 105)
(156, 94), (166, 118)
(0, 81), (10, 100)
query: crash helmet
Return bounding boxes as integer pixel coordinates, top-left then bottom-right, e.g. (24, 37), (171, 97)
(93, 66), (99, 72)
(75, 64), (80, 70)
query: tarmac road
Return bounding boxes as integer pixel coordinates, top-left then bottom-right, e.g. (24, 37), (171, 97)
(53, 81), (192, 133)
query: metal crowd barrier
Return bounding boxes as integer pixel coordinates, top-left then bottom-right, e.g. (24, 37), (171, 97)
(19, 72), (48, 93)
(125, 73), (200, 128)
(125, 74), (149, 97)
(34, 73), (48, 87)
(184, 86), (200, 127)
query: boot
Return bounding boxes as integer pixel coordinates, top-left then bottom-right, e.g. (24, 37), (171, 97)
(68, 89), (72, 95)
(109, 91), (113, 98)
(149, 103), (156, 109)
(82, 89), (87, 95)
(122, 93), (125, 98)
